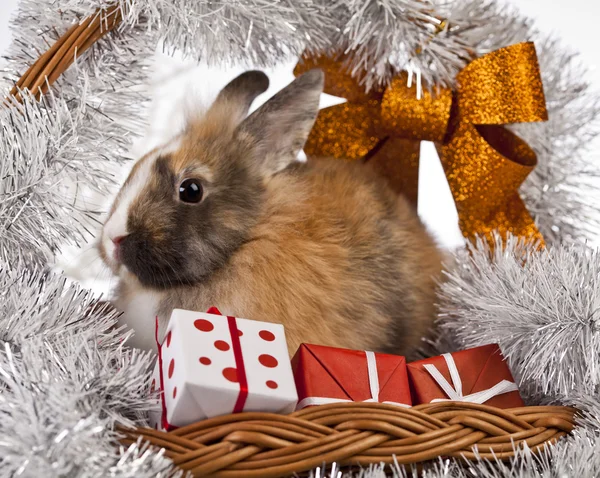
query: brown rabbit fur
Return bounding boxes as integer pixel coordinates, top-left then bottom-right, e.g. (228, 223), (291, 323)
(99, 69), (444, 358)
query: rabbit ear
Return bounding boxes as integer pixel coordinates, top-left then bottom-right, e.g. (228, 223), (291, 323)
(236, 69), (324, 175)
(205, 70), (270, 128)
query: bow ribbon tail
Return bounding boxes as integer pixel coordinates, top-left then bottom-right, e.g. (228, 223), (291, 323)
(460, 380), (520, 404)
(424, 352), (464, 402)
(365, 350), (380, 402)
(437, 123), (543, 245)
(227, 315), (248, 413)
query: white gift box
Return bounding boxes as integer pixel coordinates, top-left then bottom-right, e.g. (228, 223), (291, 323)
(149, 308), (298, 430)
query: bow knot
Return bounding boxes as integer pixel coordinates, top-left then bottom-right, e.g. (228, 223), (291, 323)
(423, 353), (519, 404)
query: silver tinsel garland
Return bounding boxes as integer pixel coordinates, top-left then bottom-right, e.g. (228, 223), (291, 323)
(0, 260), (180, 476)
(1, 0), (600, 477)
(438, 235), (600, 402)
(1, 89), (125, 266)
(1, 0), (155, 266)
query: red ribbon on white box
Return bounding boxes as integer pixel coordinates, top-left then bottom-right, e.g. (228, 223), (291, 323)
(423, 352), (519, 404)
(154, 309), (249, 430)
(296, 350), (410, 410)
(155, 316), (174, 430)
(206, 307), (249, 413)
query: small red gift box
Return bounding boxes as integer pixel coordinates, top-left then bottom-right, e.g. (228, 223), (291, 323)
(406, 343), (524, 408)
(291, 343), (412, 409)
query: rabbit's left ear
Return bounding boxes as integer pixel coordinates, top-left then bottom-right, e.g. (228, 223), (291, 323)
(203, 70), (270, 128)
(236, 69), (324, 175)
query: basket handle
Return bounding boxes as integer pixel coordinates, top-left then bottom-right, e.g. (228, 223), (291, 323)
(9, 5), (122, 101)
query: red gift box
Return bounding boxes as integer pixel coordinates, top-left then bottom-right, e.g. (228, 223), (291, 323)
(291, 343), (412, 409)
(406, 344), (524, 408)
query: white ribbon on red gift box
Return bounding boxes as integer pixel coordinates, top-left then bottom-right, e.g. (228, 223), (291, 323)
(423, 352), (519, 404)
(295, 351), (410, 410)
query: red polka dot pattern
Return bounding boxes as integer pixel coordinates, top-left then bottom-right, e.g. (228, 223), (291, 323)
(238, 330), (243, 336)
(168, 359), (175, 378)
(173, 387), (177, 398)
(222, 367), (239, 383)
(266, 380), (278, 389)
(259, 330), (275, 341)
(199, 357), (211, 365)
(150, 379), (156, 393)
(258, 354), (278, 368)
(214, 340), (230, 351)
(194, 319), (214, 332)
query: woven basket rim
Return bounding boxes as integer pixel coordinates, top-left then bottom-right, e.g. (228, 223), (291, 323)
(119, 401), (576, 477)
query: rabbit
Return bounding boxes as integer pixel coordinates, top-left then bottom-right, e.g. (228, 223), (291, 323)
(98, 69), (444, 359)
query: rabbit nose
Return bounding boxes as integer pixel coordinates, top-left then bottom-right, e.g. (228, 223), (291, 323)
(111, 235), (127, 261)
(112, 235), (127, 246)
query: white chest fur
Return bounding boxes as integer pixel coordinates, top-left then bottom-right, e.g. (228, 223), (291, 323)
(112, 275), (166, 352)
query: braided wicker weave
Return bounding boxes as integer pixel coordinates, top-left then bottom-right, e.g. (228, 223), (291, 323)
(118, 402), (576, 477)
(8, 6), (577, 477)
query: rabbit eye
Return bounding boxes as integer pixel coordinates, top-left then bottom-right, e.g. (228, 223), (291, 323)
(179, 179), (203, 203)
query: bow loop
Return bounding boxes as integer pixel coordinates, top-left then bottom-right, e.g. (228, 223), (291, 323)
(456, 42), (548, 125)
(297, 54), (384, 102)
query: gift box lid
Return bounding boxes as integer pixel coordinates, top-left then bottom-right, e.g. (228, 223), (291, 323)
(291, 343), (410, 404)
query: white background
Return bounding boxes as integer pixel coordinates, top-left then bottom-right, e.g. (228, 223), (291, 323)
(1, 0), (599, 291)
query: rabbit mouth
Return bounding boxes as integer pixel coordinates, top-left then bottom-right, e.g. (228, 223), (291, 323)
(117, 236), (190, 289)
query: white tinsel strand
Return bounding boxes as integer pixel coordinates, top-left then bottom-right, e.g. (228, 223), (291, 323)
(0, 261), (170, 477)
(437, 234), (600, 402)
(107, 441), (186, 478)
(1, 0), (153, 140)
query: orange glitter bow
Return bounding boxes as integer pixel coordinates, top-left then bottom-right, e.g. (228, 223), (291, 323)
(295, 42), (548, 245)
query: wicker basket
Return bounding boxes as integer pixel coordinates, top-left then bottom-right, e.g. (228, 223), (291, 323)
(9, 5), (121, 101)
(8, 6), (578, 477)
(117, 402), (575, 477)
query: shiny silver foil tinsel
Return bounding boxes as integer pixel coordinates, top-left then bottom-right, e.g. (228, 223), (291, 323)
(0, 260), (176, 477)
(437, 234), (600, 402)
(1, 0), (155, 266)
(1, 0), (600, 477)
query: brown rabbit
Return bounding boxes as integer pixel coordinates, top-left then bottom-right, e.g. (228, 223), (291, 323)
(99, 69), (444, 358)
